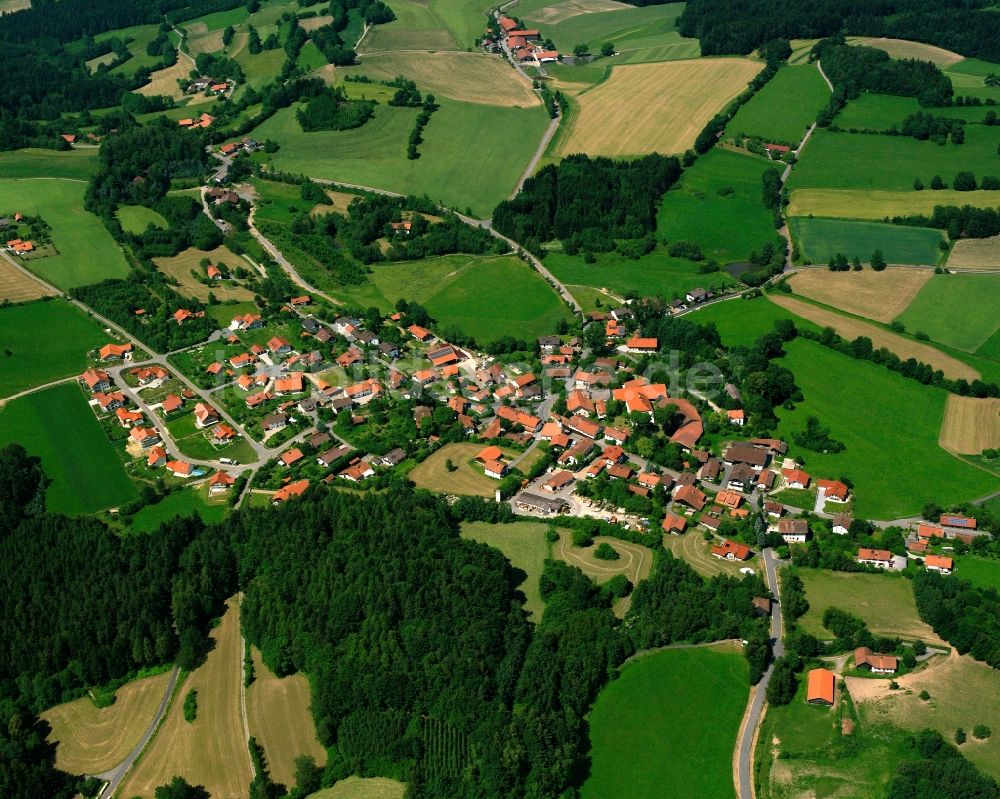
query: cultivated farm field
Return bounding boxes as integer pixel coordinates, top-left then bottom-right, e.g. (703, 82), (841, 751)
(0, 259), (53, 302)
(247, 648), (327, 788)
(767, 294), (978, 380)
(786, 267), (931, 323)
(789, 217), (945, 266)
(357, 0), (462, 52)
(796, 569), (943, 643)
(787, 187), (1000, 220)
(853, 37), (963, 66)
(896, 273), (1000, 353)
(559, 58), (763, 157)
(0, 179), (130, 289)
(305, 778), (406, 799)
(0, 383), (138, 515)
(727, 64), (831, 144)
(42, 671), (173, 774)
(0, 298), (109, 396)
(939, 395), (1000, 453)
(119, 598), (253, 799)
(461, 521), (551, 621)
(947, 235), (1000, 270)
(410, 443), (515, 497)
(582, 644), (748, 799)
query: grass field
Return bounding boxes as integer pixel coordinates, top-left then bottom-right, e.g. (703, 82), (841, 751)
(661, 532), (760, 578)
(96, 24), (168, 76)
(787, 268), (931, 323)
(254, 100), (549, 217)
(344, 51), (539, 107)
(726, 64), (830, 144)
(410, 442), (514, 497)
(835, 92), (999, 129)
(896, 274), (1000, 353)
(767, 294), (978, 380)
(688, 294), (822, 347)
(945, 58), (1000, 100)
(0, 258), (53, 302)
(461, 520), (551, 621)
(939, 395), (1000, 454)
(851, 652), (1000, 780)
(120, 597), (253, 799)
(344, 254), (573, 344)
(947, 235), (1000, 270)
(154, 246), (256, 302)
(129, 485), (230, 533)
(42, 671), (172, 774)
(247, 647), (327, 788)
(559, 59), (762, 157)
(951, 555), (1000, 592)
(306, 777), (406, 799)
(773, 339), (996, 518)
(582, 643), (748, 799)
(543, 249), (735, 300)
(657, 148), (784, 265)
(796, 569), (942, 643)
(358, 0), (462, 52)
(553, 530), (652, 616)
(788, 126), (1000, 192)
(0, 179), (130, 289)
(789, 217), (945, 266)
(787, 187), (1000, 221)
(0, 383), (138, 515)
(0, 299), (109, 397)
(116, 205), (168, 234)
(0, 148), (98, 181)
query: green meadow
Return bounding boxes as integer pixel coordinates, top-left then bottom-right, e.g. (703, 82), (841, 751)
(688, 294), (821, 347)
(0, 148), (99, 181)
(0, 383), (137, 515)
(952, 555), (1000, 593)
(582, 644), (748, 799)
(789, 217), (945, 265)
(0, 299), (109, 397)
(0, 179), (130, 289)
(945, 58), (1000, 100)
(788, 126), (1000, 191)
(774, 339), (996, 518)
(727, 64), (831, 143)
(115, 205), (168, 234)
(896, 273), (1000, 353)
(657, 148), (785, 264)
(835, 93), (999, 128)
(253, 100), (549, 217)
(129, 485), (229, 533)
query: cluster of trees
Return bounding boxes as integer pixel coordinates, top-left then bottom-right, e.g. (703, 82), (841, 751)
(296, 86), (375, 131)
(896, 111), (965, 143)
(886, 729), (1000, 798)
(677, 0), (1000, 62)
(310, 0), (395, 66)
(791, 415), (845, 453)
(194, 51), (244, 83)
(723, 322), (801, 429)
(406, 94), (439, 160)
(493, 154), (682, 254)
(895, 203), (1000, 242)
(914, 570), (1000, 670)
(386, 76), (423, 107)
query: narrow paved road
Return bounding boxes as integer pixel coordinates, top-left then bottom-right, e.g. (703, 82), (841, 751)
(95, 666), (181, 799)
(735, 548), (785, 799)
(511, 108), (560, 199)
(0, 375), (76, 407)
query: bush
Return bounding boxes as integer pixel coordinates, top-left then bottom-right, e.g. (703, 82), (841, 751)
(594, 542), (620, 560)
(973, 724), (992, 739)
(919, 689), (930, 701)
(183, 688), (198, 722)
(571, 527), (594, 547)
(956, 727), (967, 744)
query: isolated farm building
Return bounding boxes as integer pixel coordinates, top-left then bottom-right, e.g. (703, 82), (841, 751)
(776, 519), (809, 543)
(782, 468), (810, 489)
(662, 513), (687, 534)
(711, 539), (750, 561)
(855, 647), (898, 674)
(806, 668), (835, 706)
(832, 513), (852, 535)
(99, 342), (133, 361)
(924, 554), (954, 575)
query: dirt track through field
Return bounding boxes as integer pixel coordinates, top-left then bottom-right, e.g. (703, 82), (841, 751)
(940, 395), (1000, 454)
(787, 268), (931, 323)
(559, 58), (762, 156)
(554, 531), (652, 616)
(767, 294), (980, 380)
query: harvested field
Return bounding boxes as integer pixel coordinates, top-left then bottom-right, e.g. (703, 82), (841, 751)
(947, 236), (1000, 270)
(154, 246), (256, 302)
(849, 651), (1000, 780)
(661, 531), (760, 579)
(306, 777), (406, 799)
(188, 28), (224, 55)
(409, 442), (514, 497)
(787, 188), (1000, 220)
(0, 0), (30, 12)
(300, 14), (333, 31)
(119, 597), (253, 799)
(360, 26), (458, 53)
(767, 294), (979, 381)
(137, 58), (188, 99)
(531, 0), (627, 24)
(247, 648), (326, 789)
(319, 189), (363, 213)
(348, 51), (540, 107)
(940, 395), (1000, 454)
(854, 37), (963, 66)
(0, 258), (53, 301)
(558, 58), (762, 157)
(787, 268), (931, 323)
(42, 671), (173, 775)
(554, 530), (652, 616)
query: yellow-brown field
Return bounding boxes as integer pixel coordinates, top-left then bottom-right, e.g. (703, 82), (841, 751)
(0, 258), (54, 302)
(558, 58), (763, 157)
(41, 671), (173, 775)
(119, 598), (253, 799)
(0, 0), (31, 12)
(787, 267), (931, 323)
(247, 648), (327, 788)
(939, 395), (1000, 454)
(300, 14), (333, 31)
(855, 37), (964, 66)
(137, 58), (194, 100)
(553, 530), (652, 616)
(410, 442), (515, 497)
(347, 52), (540, 107)
(154, 246), (256, 302)
(531, 0), (627, 24)
(767, 294), (980, 380)
(306, 776), (406, 799)
(947, 236), (1000, 270)
(787, 188), (1000, 221)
